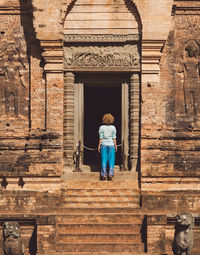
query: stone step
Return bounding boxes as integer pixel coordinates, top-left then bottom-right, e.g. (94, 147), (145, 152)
(53, 253), (147, 255)
(63, 195), (139, 203)
(57, 233), (142, 243)
(56, 243), (144, 253)
(63, 171), (138, 182)
(62, 180), (138, 189)
(64, 189), (140, 196)
(60, 201), (139, 208)
(58, 223), (142, 234)
(57, 213), (144, 224)
(55, 207), (142, 213)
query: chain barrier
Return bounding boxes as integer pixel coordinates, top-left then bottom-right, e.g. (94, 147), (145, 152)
(73, 141), (130, 172)
(81, 144), (97, 151)
(81, 143), (128, 151)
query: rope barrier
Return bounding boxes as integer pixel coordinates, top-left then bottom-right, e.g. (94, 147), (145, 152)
(73, 141), (130, 171)
(81, 144), (98, 151)
(81, 143), (129, 151)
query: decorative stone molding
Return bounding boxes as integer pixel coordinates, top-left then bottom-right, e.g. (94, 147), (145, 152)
(142, 40), (165, 78)
(64, 34), (140, 43)
(40, 40), (63, 73)
(172, 3), (200, 16)
(129, 73), (140, 170)
(63, 72), (75, 167)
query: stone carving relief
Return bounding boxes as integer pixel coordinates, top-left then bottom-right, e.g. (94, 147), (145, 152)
(64, 44), (139, 71)
(0, 43), (29, 119)
(175, 16), (200, 31)
(3, 221), (24, 255)
(176, 40), (200, 118)
(172, 212), (194, 255)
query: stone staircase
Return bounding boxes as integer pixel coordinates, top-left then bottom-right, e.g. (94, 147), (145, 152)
(55, 176), (146, 254)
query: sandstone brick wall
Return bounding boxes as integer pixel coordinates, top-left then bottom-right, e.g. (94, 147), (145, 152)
(0, 1), (200, 254)
(141, 1), (200, 188)
(0, 0), (63, 177)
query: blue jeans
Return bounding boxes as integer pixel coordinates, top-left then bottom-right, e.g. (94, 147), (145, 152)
(100, 145), (115, 177)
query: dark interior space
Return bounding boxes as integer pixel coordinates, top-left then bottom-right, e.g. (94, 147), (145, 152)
(84, 85), (121, 167)
(76, 73), (129, 170)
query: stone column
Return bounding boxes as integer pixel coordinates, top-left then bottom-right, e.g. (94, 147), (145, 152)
(129, 72), (140, 171)
(64, 71), (75, 168)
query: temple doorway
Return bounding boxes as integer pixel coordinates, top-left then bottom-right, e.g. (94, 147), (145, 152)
(84, 83), (121, 169)
(74, 73), (129, 171)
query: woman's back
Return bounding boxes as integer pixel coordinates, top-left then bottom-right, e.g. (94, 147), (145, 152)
(99, 125), (116, 146)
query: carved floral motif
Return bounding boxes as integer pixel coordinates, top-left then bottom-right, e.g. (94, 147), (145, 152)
(64, 44), (139, 70)
(175, 16), (200, 31)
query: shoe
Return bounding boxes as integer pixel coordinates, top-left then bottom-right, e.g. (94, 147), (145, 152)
(101, 175), (106, 181)
(107, 175), (112, 181)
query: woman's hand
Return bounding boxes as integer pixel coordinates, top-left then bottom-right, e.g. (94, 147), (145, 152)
(113, 139), (117, 152)
(98, 139), (102, 152)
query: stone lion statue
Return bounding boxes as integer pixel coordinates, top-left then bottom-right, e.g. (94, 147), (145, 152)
(172, 212), (194, 255)
(3, 221), (24, 255)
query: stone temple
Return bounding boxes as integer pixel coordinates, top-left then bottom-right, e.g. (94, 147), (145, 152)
(0, 0), (200, 254)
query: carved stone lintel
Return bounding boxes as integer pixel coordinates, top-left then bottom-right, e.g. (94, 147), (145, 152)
(64, 43), (140, 71)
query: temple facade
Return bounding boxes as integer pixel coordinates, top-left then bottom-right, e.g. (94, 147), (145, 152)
(0, 0), (199, 254)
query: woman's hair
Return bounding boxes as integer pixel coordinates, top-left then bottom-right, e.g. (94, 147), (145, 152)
(102, 113), (114, 125)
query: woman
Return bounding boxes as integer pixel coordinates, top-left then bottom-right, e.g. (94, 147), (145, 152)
(98, 113), (117, 180)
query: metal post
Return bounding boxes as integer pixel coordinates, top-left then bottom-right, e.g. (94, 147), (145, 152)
(73, 140), (82, 172)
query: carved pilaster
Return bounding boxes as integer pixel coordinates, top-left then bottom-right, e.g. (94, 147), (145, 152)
(40, 40), (63, 131)
(64, 72), (75, 167)
(129, 73), (140, 171)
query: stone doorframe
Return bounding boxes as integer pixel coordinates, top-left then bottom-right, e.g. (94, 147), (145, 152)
(63, 34), (141, 172)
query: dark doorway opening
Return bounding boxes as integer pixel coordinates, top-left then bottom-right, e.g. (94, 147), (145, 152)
(84, 84), (121, 168)
(75, 72), (129, 171)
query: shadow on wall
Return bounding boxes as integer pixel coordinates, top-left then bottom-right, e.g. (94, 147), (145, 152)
(29, 225), (37, 255)
(19, 0), (44, 65)
(140, 215), (147, 253)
